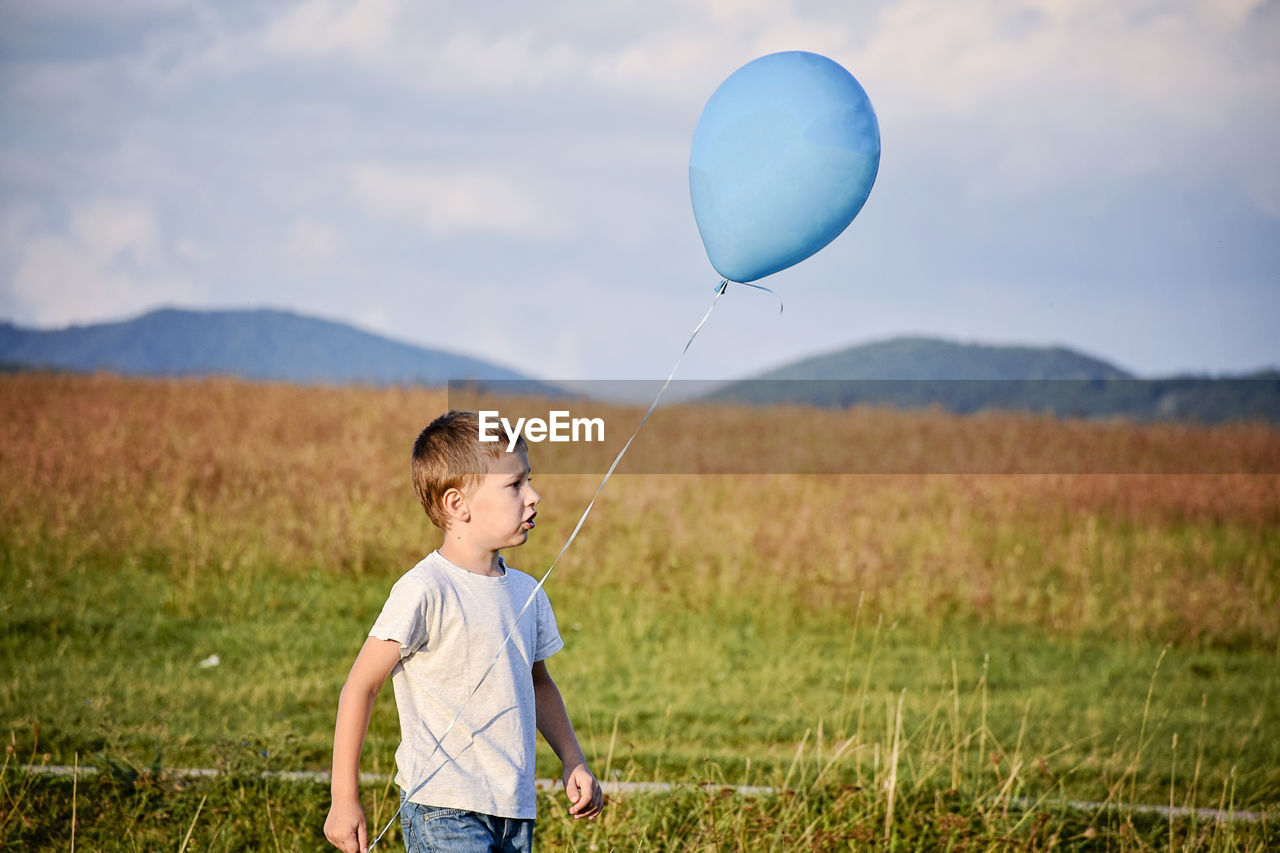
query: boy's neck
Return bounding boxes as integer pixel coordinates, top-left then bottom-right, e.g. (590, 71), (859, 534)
(439, 537), (505, 577)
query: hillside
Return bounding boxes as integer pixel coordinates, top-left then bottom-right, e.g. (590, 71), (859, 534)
(0, 308), (528, 386)
(710, 337), (1280, 423)
(746, 336), (1134, 381)
(4, 313), (1276, 422)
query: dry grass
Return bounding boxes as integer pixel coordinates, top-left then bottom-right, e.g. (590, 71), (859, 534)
(3, 373), (1278, 648)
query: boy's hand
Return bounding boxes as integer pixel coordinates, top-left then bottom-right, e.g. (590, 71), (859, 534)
(324, 798), (369, 853)
(563, 762), (605, 820)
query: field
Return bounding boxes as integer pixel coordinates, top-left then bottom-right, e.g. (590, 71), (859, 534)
(2, 373), (1278, 850)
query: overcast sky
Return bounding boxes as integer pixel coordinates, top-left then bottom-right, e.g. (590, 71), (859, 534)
(2, 0), (1277, 380)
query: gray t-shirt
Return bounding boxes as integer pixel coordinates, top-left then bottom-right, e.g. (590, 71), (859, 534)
(370, 550), (564, 819)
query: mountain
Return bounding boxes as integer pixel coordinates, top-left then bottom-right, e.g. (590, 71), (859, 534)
(708, 337), (1280, 423)
(4, 314), (1276, 423)
(0, 307), (530, 386)
(739, 337), (1134, 381)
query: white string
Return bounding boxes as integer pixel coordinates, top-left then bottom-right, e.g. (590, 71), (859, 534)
(367, 279), (753, 850)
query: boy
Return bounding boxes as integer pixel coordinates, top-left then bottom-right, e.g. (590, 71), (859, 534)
(324, 410), (603, 853)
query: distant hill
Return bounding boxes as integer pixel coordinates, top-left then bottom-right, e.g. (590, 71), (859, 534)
(709, 337), (1280, 423)
(743, 337), (1134, 381)
(0, 307), (530, 386)
(5, 314), (1277, 423)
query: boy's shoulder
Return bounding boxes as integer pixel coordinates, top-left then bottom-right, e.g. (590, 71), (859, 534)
(394, 550), (448, 583)
(382, 551), (454, 601)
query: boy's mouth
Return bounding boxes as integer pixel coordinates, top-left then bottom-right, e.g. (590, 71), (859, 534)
(522, 512), (537, 531)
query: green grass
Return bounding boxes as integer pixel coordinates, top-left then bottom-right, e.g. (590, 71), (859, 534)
(2, 376), (1278, 849)
(7, 767), (1273, 852)
(4, 527), (1277, 850)
(5, 526), (1278, 804)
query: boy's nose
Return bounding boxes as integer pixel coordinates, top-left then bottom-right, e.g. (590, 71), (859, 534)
(527, 484), (541, 505)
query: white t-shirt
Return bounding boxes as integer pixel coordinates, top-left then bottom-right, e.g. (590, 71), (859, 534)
(369, 550), (564, 819)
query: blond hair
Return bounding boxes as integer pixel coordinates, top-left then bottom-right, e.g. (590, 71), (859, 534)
(411, 410), (526, 529)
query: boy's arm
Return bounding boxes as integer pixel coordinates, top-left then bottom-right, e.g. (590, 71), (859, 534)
(532, 659), (604, 820)
(324, 637), (403, 853)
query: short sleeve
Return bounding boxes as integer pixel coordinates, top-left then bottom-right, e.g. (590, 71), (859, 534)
(534, 586), (564, 662)
(369, 574), (430, 658)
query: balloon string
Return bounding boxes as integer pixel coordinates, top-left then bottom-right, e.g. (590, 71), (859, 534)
(724, 279), (784, 314)
(368, 279), (751, 850)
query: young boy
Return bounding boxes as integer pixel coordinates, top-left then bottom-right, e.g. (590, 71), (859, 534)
(324, 410), (603, 853)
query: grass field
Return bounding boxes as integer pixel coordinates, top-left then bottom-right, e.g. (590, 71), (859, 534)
(2, 373), (1278, 850)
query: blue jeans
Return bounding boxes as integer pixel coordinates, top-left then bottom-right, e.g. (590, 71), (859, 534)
(399, 793), (534, 853)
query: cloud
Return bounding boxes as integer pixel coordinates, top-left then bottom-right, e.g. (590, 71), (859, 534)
(245, 0), (1274, 213)
(849, 0), (1280, 203)
(68, 199), (160, 263)
(175, 238), (211, 263)
(5, 199), (195, 326)
(285, 218), (340, 263)
(2, 0), (1276, 374)
(263, 0), (403, 61)
(3, 0), (191, 24)
(349, 163), (574, 239)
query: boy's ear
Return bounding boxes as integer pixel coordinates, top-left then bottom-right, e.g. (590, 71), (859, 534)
(441, 487), (470, 525)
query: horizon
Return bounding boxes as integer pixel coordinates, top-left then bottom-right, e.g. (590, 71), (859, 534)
(5, 303), (1278, 382)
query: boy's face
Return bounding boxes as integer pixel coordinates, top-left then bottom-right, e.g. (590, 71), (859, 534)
(459, 447), (540, 551)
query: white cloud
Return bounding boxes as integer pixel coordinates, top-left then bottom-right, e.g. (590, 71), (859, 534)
(285, 218), (340, 263)
(0, 202), (40, 255)
(263, 0), (403, 61)
(68, 199), (160, 264)
(241, 0), (1274, 212)
(425, 29), (582, 91)
(349, 163), (574, 239)
(175, 238), (211, 263)
(6, 199), (195, 326)
(848, 0), (1280, 203)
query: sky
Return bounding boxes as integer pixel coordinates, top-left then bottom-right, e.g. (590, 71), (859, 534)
(2, 0), (1278, 381)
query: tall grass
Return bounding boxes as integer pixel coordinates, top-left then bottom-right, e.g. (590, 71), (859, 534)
(2, 374), (1277, 849)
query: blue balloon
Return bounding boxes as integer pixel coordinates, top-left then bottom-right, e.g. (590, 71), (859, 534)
(689, 51), (880, 283)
